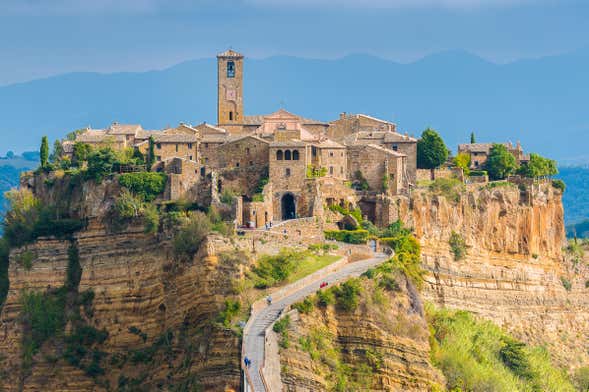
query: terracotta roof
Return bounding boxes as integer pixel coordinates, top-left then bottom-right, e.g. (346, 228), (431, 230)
(135, 130), (161, 139)
(344, 130), (416, 145)
(108, 123), (142, 135)
(314, 139), (345, 149)
(76, 131), (126, 143)
(269, 140), (308, 147)
(201, 134), (228, 143)
(349, 143), (406, 158)
(195, 122), (227, 134)
(458, 143), (512, 153)
(217, 49), (244, 58)
(224, 135), (269, 145)
(153, 134), (198, 143)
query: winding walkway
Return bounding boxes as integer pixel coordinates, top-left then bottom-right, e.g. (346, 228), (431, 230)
(242, 253), (389, 392)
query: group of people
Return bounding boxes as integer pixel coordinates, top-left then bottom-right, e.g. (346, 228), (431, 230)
(264, 221), (273, 230)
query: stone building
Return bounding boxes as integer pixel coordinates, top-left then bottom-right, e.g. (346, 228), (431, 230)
(347, 144), (408, 196)
(458, 142), (529, 169)
(217, 50), (244, 134)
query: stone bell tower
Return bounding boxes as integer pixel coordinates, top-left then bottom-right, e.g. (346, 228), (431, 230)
(217, 49), (244, 130)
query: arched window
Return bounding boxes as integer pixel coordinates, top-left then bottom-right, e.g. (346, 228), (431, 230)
(229, 111), (233, 121)
(285, 150), (291, 160)
(276, 150), (283, 160)
(292, 150), (299, 160)
(227, 61), (235, 78)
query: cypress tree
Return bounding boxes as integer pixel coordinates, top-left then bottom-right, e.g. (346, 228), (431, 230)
(470, 132), (476, 144)
(40, 136), (49, 168)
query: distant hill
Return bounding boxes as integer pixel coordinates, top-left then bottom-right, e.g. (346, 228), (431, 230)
(1, 49), (588, 162)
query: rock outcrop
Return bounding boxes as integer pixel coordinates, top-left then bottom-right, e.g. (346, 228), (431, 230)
(411, 183), (589, 370)
(0, 221), (244, 391)
(279, 277), (444, 391)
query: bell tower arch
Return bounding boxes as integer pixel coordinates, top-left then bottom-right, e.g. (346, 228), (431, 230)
(217, 49), (244, 129)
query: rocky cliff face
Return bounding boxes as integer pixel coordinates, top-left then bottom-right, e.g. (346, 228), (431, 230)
(410, 183), (589, 370)
(279, 277), (444, 391)
(0, 220), (244, 391)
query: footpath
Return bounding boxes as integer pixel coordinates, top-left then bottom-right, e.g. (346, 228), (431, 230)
(242, 253), (389, 392)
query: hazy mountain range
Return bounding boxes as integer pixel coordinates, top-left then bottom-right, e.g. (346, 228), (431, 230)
(1, 48), (588, 162)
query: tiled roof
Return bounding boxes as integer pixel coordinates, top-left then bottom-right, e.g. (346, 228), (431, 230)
(108, 123), (142, 135)
(201, 134), (228, 143)
(224, 135), (269, 145)
(349, 143), (406, 157)
(195, 122), (227, 134)
(153, 134), (198, 143)
(344, 130), (416, 144)
(243, 111), (327, 126)
(76, 131), (126, 143)
(314, 139), (345, 149)
(135, 130), (161, 139)
(269, 140), (308, 147)
(458, 143), (511, 153)
(217, 49), (244, 58)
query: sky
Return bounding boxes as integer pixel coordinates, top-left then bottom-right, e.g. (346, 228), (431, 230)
(0, 0), (588, 85)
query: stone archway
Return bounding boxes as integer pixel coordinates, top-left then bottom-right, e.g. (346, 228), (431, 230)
(281, 193), (296, 220)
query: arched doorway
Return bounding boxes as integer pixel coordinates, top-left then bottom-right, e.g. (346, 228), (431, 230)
(281, 193), (296, 220)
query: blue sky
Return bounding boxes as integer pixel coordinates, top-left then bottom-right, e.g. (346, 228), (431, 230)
(0, 0), (587, 85)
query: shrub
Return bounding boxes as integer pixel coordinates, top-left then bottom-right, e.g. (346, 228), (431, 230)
(552, 179), (566, 192)
(324, 229), (369, 244)
(119, 172), (167, 202)
(85, 148), (117, 182)
(449, 231), (467, 261)
(429, 178), (465, 203)
(293, 298), (314, 314)
(499, 337), (534, 380)
(333, 278), (362, 312)
(561, 277), (572, 291)
(470, 170), (488, 177)
(17, 250), (34, 271)
(573, 367), (589, 392)
(485, 143), (517, 180)
(114, 189), (144, 220)
(3, 188), (40, 247)
(217, 299), (241, 327)
(143, 204), (159, 234)
(273, 315), (291, 348)
(252, 249), (305, 286)
(72, 142), (92, 166)
(172, 211), (211, 260)
(380, 220), (411, 238)
(379, 274), (400, 291)
(454, 152), (471, 176)
(316, 288), (335, 307)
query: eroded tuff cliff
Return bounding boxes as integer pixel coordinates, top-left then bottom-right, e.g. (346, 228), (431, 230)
(410, 183), (589, 370)
(279, 276), (444, 391)
(0, 221), (244, 391)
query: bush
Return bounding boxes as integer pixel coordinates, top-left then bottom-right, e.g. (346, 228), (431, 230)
(378, 274), (400, 291)
(172, 211), (211, 260)
(252, 249), (305, 286)
(85, 148), (117, 182)
(561, 277), (572, 291)
(485, 143), (517, 180)
(324, 229), (369, 244)
(119, 172), (167, 202)
(3, 188), (40, 247)
(429, 178), (465, 203)
(573, 366), (589, 392)
(316, 289), (335, 307)
(220, 188), (236, 205)
(293, 298), (314, 314)
(552, 179), (566, 192)
(449, 231), (467, 261)
(17, 250), (34, 271)
(217, 299), (241, 327)
(333, 278), (362, 312)
(273, 315), (291, 348)
(143, 204), (159, 234)
(470, 170), (488, 177)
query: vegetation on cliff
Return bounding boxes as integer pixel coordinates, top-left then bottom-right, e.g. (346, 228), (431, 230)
(427, 306), (576, 392)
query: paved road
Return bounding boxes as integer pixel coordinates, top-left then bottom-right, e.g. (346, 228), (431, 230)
(243, 253), (389, 392)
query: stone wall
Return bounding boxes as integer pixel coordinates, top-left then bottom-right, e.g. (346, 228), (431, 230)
(217, 136), (269, 169)
(347, 144), (405, 195)
(415, 167), (462, 182)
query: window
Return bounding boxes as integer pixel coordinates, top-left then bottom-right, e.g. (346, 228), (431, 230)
(392, 144), (398, 151)
(200, 167), (206, 176)
(156, 156), (161, 161)
(293, 150), (299, 160)
(205, 157), (209, 163)
(312, 146), (317, 157)
(229, 111), (233, 121)
(236, 162), (240, 167)
(276, 150), (283, 160)
(189, 156), (193, 161)
(285, 150), (291, 160)
(475, 161), (479, 167)
(188, 143), (192, 149)
(286, 168), (291, 176)
(249, 161), (254, 166)
(246, 147), (250, 155)
(175, 144), (179, 152)
(329, 151), (334, 157)
(156, 143), (161, 149)
(329, 166), (334, 175)
(227, 61), (235, 78)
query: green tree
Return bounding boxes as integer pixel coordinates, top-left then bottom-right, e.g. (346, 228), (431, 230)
(485, 144), (517, 180)
(146, 136), (155, 171)
(40, 136), (49, 168)
(86, 148), (117, 182)
(417, 128), (448, 179)
(470, 132), (476, 144)
(49, 140), (63, 163)
(72, 142), (92, 166)
(454, 152), (471, 176)
(517, 153), (558, 178)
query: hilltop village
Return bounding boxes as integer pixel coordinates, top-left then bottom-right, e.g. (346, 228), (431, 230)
(59, 49), (530, 229)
